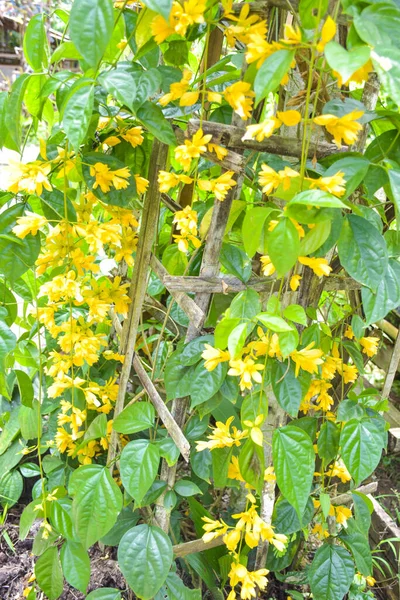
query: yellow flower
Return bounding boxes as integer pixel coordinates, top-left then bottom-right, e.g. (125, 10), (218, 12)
(197, 171), (236, 201)
(243, 116), (282, 141)
(281, 23), (302, 45)
(116, 38), (128, 50)
(366, 576), (376, 587)
(135, 174), (149, 194)
(228, 455), (245, 482)
(158, 171), (193, 193)
(228, 356), (265, 391)
(7, 159), (52, 196)
(299, 256), (332, 277)
(246, 33), (283, 68)
(344, 325), (354, 340)
(290, 274), (302, 291)
(103, 350), (125, 363)
(290, 342), (324, 377)
(279, 166), (300, 190)
(360, 336), (379, 357)
(174, 205), (198, 233)
(258, 164), (281, 195)
(260, 255), (276, 277)
(222, 2), (265, 46)
(334, 505), (352, 527)
(229, 563), (269, 600)
(196, 416), (248, 452)
(121, 126), (144, 147)
(315, 380), (334, 411)
(276, 110), (302, 126)
(326, 460), (351, 483)
(308, 171), (346, 197)
(224, 81), (255, 120)
(202, 344), (231, 371)
(316, 16), (336, 53)
(335, 59), (374, 87)
(12, 212), (47, 239)
(243, 414), (264, 446)
(312, 522), (329, 539)
(223, 528), (241, 551)
(264, 466), (276, 482)
(208, 143), (228, 161)
(341, 363), (358, 384)
(90, 162), (130, 193)
(174, 129), (212, 171)
(174, 233), (201, 252)
(151, 0), (206, 42)
(314, 110), (364, 148)
(159, 69), (192, 106)
(250, 328), (281, 359)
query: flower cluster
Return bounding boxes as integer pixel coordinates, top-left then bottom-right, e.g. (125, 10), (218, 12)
(173, 206), (201, 252)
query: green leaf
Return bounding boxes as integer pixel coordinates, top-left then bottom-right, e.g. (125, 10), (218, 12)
(100, 507), (140, 546)
(35, 547), (64, 600)
(299, 0), (328, 28)
(352, 492), (372, 534)
(337, 399), (364, 422)
(69, 0), (114, 68)
(190, 361), (228, 409)
(340, 418), (384, 486)
(308, 543), (354, 600)
(271, 360), (302, 417)
(319, 492), (331, 520)
(212, 446), (233, 488)
(215, 318), (241, 349)
(354, 4), (400, 47)
(288, 189), (346, 209)
(51, 41), (83, 64)
(60, 540), (90, 593)
(0, 321), (16, 369)
(180, 335), (214, 366)
(267, 217), (300, 275)
(142, 0), (172, 21)
(228, 322), (248, 359)
(157, 437), (180, 467)
(164, 351), (193, 400)
(239, 438), (265, 494)
(99, 64), (139, 108)
(86, 589), (122, 600)
(174, 479), (202, 497)
(82, 153), (137, 207)
(283, 304), (307, 326)
(256, 313), (293, 332)
(0, 470), (23, 508)
(113, 402), (155, 434)
(361, 259), (400, 325)
(220, 243), (252, 282)
(272, 425), (315, 519)
(162, 244), (188, 275)
(14, 370), (34, 408)
(50, 499), (74, 540)
(19, 401), (41, 440)
(230, 289), (261, 320)
(273, 497), (314, 535)
(63, 83), (94, 150)
(118, 524), (173, 600)
(254, 49), (295, 104)
(299, 220), (331, 255)
(120, 439), (160, 504)
(241, 391), (268, 425)
(340, 519), (372, 576)
(69, 465), (123, 548)
(6, 74), (30, 148)
(165, 572), (202, 600)
(137, 102), (176, 145)
(338, 214), (388, 292)
(324, 42), (370, 86)
(23, 14), (49, 71)
(0, 281), (17, 326)
(317, 420), (340, 464)
(242, 207), (276, 258)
